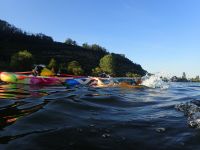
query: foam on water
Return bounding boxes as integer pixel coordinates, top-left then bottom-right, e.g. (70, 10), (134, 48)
(175, 100), (200, 128)
(141, 72), (170, 89)
(92, 72), (171, 89)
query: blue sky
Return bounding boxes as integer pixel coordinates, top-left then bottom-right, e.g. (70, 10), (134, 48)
(0, 0), (200, 77)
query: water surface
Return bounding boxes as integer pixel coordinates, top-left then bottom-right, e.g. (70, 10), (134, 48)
(0, 82), (200, 150)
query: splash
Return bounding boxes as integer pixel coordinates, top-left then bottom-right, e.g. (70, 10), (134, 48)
(141, 72), (170, 89)
(175, 100), (200, 128)
(90, 72), (171, 89)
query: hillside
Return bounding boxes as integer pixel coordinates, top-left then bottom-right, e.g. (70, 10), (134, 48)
(0, 19), (147, 76)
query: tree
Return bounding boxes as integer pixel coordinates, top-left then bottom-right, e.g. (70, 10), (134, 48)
(72, 67), (84, 76)
(64, 38), (77, 46)
(0, 61), (7, 70)
(92, 67), (103, 76)
(91, 44), (107, 52)
(82, 43), (90, 49)
(126, 72), (141, 78)
(67, 61), (84, 75)
(192, 75), (200, 82)
(36, 33), (53, 42)
(82, 43), (107, 52)
(57, 63), (68, 74)
(48, 58), (58, 73)
(67, 61), (79, 73)
(10, 50), (34, 71)
(99, 54), (115, 75)
(182, 72), (187, 79)
(195, 75), (200, 81)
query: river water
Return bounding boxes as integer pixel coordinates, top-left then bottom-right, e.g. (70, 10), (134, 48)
(0, 81), (200, 150)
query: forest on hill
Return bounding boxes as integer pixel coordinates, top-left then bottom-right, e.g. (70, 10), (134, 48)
(0, 19), (147, 77)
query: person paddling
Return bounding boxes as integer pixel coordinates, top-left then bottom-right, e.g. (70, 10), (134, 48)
(90, 77), (142, 88)
(32, 65), (55, 76)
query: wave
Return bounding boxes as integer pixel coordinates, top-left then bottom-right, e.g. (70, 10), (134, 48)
(175, 100), (200, 128)
(141, 73), (170, 89)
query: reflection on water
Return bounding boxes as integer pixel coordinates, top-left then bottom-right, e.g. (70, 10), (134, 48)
(0, 100), (48, 129)
(0, 83), (51, 130)
(0, 84), (48, 99)
(0, 82), (200, 149)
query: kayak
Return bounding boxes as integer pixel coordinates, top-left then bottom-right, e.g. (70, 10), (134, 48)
(0, 72), (97, 86)
(0, 72), (144, 88)
(0, 72), (68, 85)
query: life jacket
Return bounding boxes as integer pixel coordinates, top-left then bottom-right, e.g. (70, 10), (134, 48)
(40, 68), (55, 76)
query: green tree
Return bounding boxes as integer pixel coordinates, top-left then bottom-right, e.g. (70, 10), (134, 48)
(0, 61), (7, 70)
(67, 61), (84, 75)
(82, 43), (107, 52)
(192, 75), (200, 82)
(57, 63), (68, 74)
(91, 44), (107, 52)
(182, 72), (187, 79)
(48, 58), (58, 73)
(126, 72), (141, 78)
(67, 61), (79, 73)
(195, 75), (200, 81)
(64, 38), (77, 46)
(92, 67), (102, 76)
(10, 50), (34, 71)
(72, 67), (84, 76)
(99, 54), (115, 75)
(82, 43), (90, 49)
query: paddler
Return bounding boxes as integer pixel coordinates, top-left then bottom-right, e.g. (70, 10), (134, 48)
(90, 77), (142, 88)
(32, 65), (55, 76)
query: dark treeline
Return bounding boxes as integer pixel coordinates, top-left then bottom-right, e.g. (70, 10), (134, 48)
(0, 20), (53, 43)
(0, 19), (147, 76)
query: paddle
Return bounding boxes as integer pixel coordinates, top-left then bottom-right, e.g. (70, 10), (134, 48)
(14, 71), (33, 75)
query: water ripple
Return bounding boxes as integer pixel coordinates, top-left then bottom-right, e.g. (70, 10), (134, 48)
(0, 82), (200, 149)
